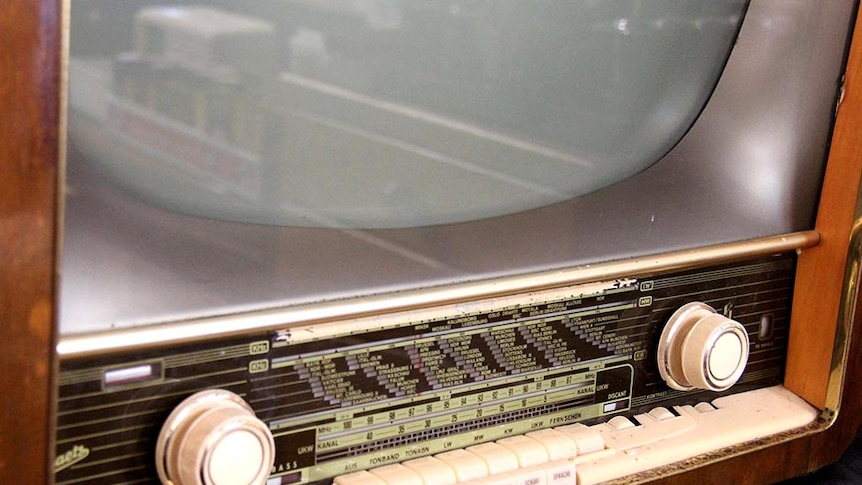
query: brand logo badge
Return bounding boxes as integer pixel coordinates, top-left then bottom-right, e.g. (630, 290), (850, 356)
(55, 445), (90, 473)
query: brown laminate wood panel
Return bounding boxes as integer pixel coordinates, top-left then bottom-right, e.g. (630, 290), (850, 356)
(0, 0), (61, 483)
(786, 7), (862, 410)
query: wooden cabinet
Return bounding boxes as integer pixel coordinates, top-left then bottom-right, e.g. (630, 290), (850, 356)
(1, 2), (861, 484)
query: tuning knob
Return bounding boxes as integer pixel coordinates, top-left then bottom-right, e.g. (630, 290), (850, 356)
(657, 302), (749, 392)
(156, 390), (275, 485)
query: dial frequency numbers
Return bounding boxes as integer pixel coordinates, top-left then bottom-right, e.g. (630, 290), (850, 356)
(269, 361), (632, 483)
(316, 371), (597, 450)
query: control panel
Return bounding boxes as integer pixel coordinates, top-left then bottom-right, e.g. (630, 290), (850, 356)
(56, 254), (801, 484)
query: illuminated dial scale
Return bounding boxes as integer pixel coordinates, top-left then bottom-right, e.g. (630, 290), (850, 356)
(56, 256), (797, 485)
(264, 295), (639, 480)
(285, 362), (625, 465)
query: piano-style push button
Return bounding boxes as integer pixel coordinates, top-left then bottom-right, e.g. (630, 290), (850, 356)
(402, 456), (458, 485)
(694, 402), (717, 413)
(497, 435), (550, 468)
(606, 416), (636, 431)
(525, 429), (578, 461)
(554, 424), (605, 455)
(370, 464), (425, 485)
(646, 407), (675, 422)
(466, 442), (520, 475)
(435, 449), (489, 482)
(333, 470), (387, 485)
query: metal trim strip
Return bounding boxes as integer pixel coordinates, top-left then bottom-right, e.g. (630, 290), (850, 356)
(57, 231), (819, 359)
(823, 217), (862, 419)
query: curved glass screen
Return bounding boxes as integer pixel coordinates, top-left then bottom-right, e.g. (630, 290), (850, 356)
(69, 0), (746, 228)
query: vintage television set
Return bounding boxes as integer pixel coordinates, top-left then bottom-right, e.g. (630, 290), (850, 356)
(5, 1), (862, 484)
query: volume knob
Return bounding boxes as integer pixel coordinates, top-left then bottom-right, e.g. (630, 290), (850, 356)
(657, 302), (749, 392)
(156, 390), (275, 485)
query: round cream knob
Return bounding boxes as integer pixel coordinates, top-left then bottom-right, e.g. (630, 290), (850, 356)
(657, 302), (749, 392)
(156, 390), (275, 485)
(680, 313), (749, 391)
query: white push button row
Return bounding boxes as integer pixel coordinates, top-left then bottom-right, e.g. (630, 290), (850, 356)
(460, 459), (576, 485)
(574, 386), (817, 485)
(335, 387), (816, 485)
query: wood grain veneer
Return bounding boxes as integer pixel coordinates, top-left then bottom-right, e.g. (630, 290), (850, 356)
(0, 0), (61, 483)
(786, 8), (862, 410)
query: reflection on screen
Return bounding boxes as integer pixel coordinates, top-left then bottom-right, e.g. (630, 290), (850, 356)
(68, 0), (746, 227)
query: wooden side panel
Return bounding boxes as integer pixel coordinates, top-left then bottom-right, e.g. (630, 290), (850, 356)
(0, 0), (61, 484)
(786, 10), (862, 410)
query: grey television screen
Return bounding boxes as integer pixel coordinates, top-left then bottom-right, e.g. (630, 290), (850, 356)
(61, 0), (854, 332)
